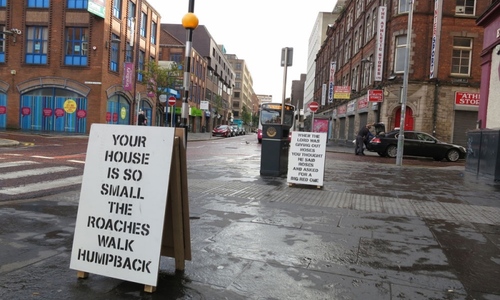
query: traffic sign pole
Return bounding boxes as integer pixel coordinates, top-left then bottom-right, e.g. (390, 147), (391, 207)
(168, 96), (176, 127)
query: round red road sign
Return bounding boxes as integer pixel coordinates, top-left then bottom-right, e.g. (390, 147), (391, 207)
(309, 101), (319, 112)
(168, 96), (176, 106)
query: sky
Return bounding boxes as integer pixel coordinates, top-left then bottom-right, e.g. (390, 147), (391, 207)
(147, 0), (338, 101)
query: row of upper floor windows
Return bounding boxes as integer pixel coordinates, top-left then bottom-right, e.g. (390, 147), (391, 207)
(0, 26), (155, 83)
(336, 0), (477, 40)
(0, 1), (157, 42)
(316, 35), (474, 94)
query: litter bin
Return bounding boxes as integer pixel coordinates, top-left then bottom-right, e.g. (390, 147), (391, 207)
(260, 124), (290, 176)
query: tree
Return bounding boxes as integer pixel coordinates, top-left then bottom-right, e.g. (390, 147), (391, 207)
(241, 105), (251, 126)
(212, 94), (223, 126)
(140, 61), (181, 103)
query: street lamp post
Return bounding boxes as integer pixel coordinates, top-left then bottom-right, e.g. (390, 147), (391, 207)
(181, 1), (199, 139)
(396, 0), (414, 166)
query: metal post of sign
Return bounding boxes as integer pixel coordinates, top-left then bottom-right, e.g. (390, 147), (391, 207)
(396, 0), (414, 166)
(171, 99), (175, 127)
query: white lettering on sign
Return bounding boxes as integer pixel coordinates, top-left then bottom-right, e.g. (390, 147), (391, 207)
(70, 124), (175, 287)
(287, 132), (327, 186)
(455, 92), (480, 106)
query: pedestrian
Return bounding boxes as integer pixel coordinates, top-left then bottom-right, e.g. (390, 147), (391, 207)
(138, 111), (146, 126)
(355, 123), (372, 155)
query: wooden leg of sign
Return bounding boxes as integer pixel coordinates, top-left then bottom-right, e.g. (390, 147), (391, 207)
(76, 271), (88, 279)
(171, 138), (185, 271)
(144, 285), (156, 293)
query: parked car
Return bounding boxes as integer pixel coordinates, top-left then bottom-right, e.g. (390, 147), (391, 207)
(368, 130), (466, 162)
(238, 126), (246, 135)
(230, 125), (239, 136)
(212, 125), (232, 137)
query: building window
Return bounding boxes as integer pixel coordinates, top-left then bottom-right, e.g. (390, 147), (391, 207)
(365, 14), (371, 44)
(138, 50), (145, 82)
(150, 21), (157, 45)
(25, 26), (48, 64)
(234, 92), (240, 98)
(451, 37), (472, 76)
(0, 26), (6, 63)
(113, 0), (122, 18)
(67, 0), (87, 9)
(28, 0), (49, 8)
(125, 43), (133, 62)
(65, 27), (88, 66)
(394, 35), (407, 73)
(354, 30), (359, 54)
(170, 53), (182, 63)
(351, 66), (358, 92)
(110, 34), (120, 72)
(398, 0), (409, 13)
(235, 72), (241, 79)
(355, 0), (363, 19)
(140, 12), (147, 37)
(127, 1), (135, 28)
(456, 0), (475, 15)
(235, 82), (241, 89)
(235, 63), (242, 70)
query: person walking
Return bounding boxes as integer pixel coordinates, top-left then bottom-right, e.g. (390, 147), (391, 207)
(355, 123), (372, 155)
(138, 111), (146, 126)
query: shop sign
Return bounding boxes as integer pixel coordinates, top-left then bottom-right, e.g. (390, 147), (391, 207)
(455, 92), (480, 106)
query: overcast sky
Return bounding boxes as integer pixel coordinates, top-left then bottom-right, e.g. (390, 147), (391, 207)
(147, 0), (337, 102)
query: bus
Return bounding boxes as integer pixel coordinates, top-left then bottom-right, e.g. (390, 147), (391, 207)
(257, 103), (296, 143)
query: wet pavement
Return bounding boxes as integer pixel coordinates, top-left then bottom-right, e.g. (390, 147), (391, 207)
(0, 131), (499, 299)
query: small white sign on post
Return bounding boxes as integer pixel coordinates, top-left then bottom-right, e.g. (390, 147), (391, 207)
(70, 124), (175, 287)
(287, 132), (327, 187)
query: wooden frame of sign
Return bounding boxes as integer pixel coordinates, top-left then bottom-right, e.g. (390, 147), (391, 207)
(75, 128), (191, 294)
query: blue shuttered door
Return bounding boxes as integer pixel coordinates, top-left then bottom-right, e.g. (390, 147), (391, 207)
(0, 93), (6, 128)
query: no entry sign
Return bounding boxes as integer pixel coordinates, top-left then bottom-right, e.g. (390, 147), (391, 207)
(168, 96), (176, 106)
(308, 101), (319, 113)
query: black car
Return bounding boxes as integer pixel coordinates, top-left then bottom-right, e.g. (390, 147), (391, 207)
(368, 130), (466, 162)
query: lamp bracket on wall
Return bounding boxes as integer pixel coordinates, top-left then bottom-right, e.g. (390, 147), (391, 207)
(1, 28), (22, 43)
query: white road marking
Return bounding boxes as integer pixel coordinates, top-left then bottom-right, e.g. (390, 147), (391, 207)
(67, 160), (85, 164)
(31, 155), (55, 159)
(0, 166), (76, 180)
(0, 175), (83, 195)
(0, 161), (39, 168)
(2, 153), (23, 156)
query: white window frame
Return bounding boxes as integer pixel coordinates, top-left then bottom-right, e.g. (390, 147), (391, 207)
(455, 0), (476, 15)
(399, 0), (409, 13)
(451, 37), (472, 76)
(394, 35), (407, 73)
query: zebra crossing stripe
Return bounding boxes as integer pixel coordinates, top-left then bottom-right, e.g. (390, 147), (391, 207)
(0, 166), (76, 180)
(0, 175), (83, 195)
(0, 161), (39, 168)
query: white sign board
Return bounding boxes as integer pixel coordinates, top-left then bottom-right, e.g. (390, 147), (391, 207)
(70, 124), (175, 286)
(200, 100), (209, 110)
(287, 132), (327, 186)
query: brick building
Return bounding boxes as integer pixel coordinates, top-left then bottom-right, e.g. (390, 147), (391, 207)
(0, 0), (160, 133)
(314, 0), (489, 146)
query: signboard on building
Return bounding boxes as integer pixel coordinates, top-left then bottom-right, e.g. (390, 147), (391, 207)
(123, 63), (134, 91)
(328, 62), (336, 103)
(200, 101), (209, 110)
(70, 124), (175, 286)
(334, 86), (351, 99)
(375, 6), (387, 81)
(368, 89), (384, 102)
(430, 0), (443, 79)
(287, 132), (327, 187)
(455, 92), (480, 106)
(88, 0), (105, 18)
(357, 97), (369, 110)
(321, 84), (327, 106)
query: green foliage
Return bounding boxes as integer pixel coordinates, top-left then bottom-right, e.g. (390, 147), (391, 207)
(139, 61), (181, 101)
(241, 105), (251, 126)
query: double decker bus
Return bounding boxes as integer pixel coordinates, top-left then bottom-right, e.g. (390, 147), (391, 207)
(257, 103), (296, 143)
